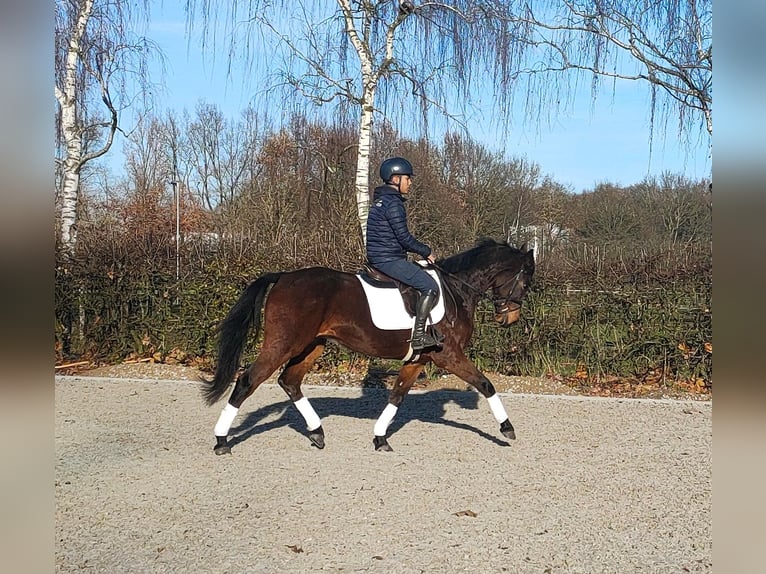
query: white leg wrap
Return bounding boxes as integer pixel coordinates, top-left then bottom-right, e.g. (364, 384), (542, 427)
(294, 397), (322, 431)
(487, 393), (508, 423)
(374, 403), (398, 437)
(214, 403), (239, 437)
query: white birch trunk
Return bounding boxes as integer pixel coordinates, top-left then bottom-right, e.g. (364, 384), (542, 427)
(339, 0), (392, 247)
(55, 0), (94, 255)
(355, 87), (376, 245)
(59, 89), (84, 251)
(59, 154), (81, 251)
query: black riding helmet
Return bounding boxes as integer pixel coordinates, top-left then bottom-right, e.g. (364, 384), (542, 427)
(379, 157), (414, 183)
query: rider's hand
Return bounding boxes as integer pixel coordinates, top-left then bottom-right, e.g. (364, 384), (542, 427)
(427, 254), (436, 264)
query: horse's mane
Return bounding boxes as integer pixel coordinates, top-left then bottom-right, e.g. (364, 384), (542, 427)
(437, 238), (521, 273)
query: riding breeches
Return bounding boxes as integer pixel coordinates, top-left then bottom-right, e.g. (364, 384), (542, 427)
(372, 259), (438, 294)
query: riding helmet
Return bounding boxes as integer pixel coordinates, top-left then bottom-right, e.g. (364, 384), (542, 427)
(379, 157), (414, 183)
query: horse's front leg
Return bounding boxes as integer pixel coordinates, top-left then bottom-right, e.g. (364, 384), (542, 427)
(433, 351), (516, 441)
(373, 362), (425, 452)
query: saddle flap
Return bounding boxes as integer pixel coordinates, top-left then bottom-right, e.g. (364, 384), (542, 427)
(360, 262), (420, 315)
(355, 269), (446, 330)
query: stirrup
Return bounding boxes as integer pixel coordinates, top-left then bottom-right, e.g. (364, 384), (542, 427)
(410, 333), (442, 351)
(429, 326), (445, 344)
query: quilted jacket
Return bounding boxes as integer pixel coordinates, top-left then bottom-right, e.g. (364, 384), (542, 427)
(365, 185), (431, 264)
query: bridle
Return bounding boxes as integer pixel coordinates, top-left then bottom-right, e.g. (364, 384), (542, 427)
(429, 262), (526, 315)
(489, 267), (526, 315)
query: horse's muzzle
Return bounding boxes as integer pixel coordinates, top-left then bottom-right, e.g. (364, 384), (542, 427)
(495, 303), (521, 326)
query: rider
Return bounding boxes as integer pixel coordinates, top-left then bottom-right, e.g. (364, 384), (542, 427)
(365, 157), (442, 352)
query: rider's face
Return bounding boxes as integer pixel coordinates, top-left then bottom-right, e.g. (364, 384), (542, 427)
(397, 174), (412, 194)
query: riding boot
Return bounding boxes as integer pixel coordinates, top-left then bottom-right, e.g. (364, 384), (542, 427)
(410, 290), (442, 351)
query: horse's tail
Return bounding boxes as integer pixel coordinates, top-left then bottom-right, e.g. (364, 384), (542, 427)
(201, 273), (282, 406)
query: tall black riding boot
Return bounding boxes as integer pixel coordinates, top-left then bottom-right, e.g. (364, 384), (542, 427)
(410, 290), (442, 351)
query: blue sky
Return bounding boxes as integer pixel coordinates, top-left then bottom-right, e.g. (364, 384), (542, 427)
(110, 2), (711, 194)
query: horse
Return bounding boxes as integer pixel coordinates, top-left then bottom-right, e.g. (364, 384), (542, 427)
(203, 238), (535, 454)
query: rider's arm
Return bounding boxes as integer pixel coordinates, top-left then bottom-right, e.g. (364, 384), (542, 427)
(386, 199), (431, 259)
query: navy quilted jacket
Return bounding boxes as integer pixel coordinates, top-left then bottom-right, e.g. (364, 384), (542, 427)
(365, 185), (431, 264)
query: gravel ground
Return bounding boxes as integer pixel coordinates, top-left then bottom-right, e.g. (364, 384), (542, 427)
(71, 362), (582, 395)
(69, 362), (711, 400)
(55, 372), (711, 573)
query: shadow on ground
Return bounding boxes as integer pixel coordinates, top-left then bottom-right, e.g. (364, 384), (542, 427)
(228, 385), (511, 449)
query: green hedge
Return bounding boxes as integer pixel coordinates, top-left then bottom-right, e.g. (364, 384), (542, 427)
(56, 257), (711, 387)
(467, 283), (711, 384)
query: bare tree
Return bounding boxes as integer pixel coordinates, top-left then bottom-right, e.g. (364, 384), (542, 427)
(183, 1), (710, 245)
(123, 117), (175, 197)
(437, 133), (542, 240)
(575, 183), (642, 244)
(183, 0), (544, 243)
(184, 103), (261, 211)
(499, 0), (712, 140)
(55, 0), (158, 255)
(634, 173), (712, 245)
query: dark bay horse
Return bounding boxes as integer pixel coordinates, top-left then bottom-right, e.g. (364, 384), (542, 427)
(203, 238), (535, 454)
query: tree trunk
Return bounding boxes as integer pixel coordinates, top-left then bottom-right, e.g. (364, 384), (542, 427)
(355, 86), (376, 245)
(56, 0), (94, 256)
(59, 158), (81, 252)
(59, 88), (82, 252)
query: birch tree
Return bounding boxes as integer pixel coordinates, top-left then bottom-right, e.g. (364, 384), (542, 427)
(185, 0), (538, 243)
(55, 0), (157, 255)
(184, 0), (711, 242)
(500, 0), (712, 140)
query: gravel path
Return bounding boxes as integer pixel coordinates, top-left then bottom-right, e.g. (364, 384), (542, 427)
(55, 376), (711, 573)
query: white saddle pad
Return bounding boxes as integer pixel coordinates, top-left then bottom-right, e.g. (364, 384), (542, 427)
(356, 269), (446, 330)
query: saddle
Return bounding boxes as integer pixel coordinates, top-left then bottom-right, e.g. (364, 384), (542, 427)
(359, 262), (418, 316)
(355, 263), (446, 341)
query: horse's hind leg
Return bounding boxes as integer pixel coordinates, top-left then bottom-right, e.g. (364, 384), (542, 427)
(212, 351), (286, 455)
(277, 339), (327, 449)
(373, 362), (425, 452)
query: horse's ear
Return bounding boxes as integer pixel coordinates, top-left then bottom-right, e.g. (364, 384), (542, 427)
(519, 242), (528, 253)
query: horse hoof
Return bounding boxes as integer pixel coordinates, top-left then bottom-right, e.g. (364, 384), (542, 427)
(309, 426), (325, 449)
(500, 419), (516, 440)
(214, 436), (231, 455)
(373, 436), (393, 452)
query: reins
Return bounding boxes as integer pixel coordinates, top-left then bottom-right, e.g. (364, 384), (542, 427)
(428, 261), (524, 311)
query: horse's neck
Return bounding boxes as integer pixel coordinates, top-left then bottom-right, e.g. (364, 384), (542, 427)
(445, 269), (488, 308)
(458, 267), (493, 292)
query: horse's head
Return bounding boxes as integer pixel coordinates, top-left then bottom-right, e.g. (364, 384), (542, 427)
(490, 243), (535, 326)
(438, 238), (536, 325)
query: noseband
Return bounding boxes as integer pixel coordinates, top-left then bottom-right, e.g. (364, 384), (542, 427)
(490, 268), (525, 315)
